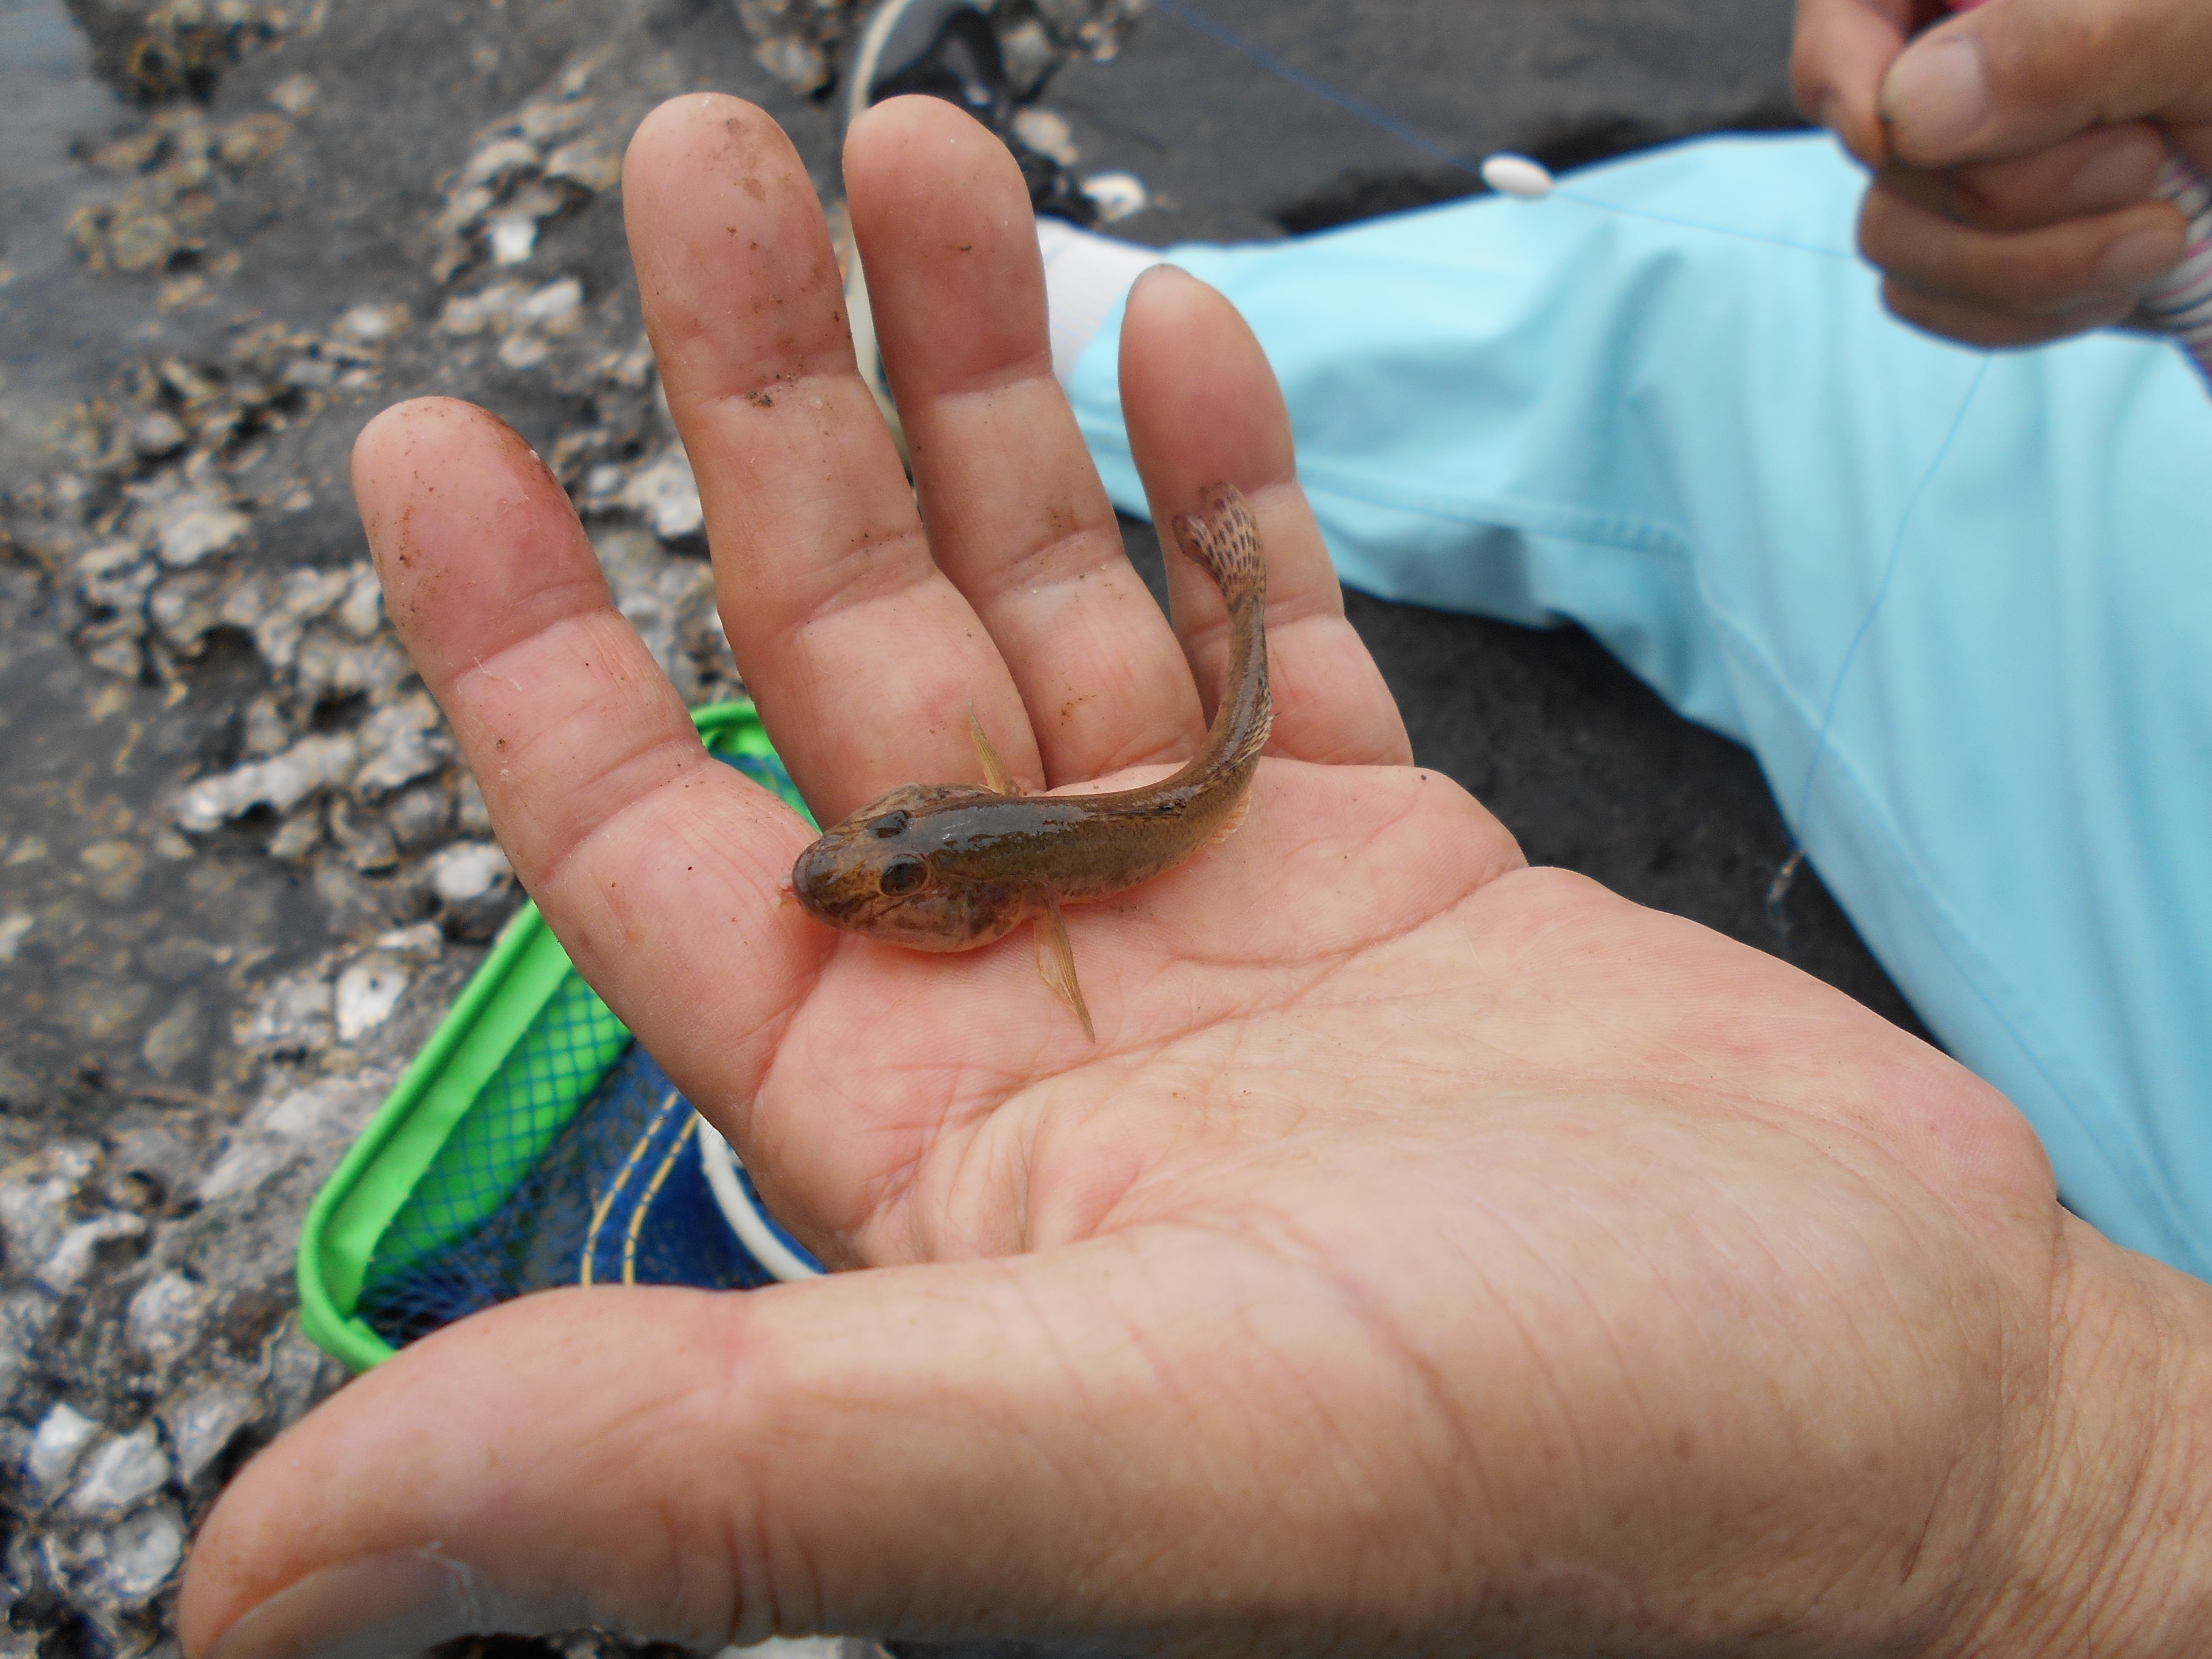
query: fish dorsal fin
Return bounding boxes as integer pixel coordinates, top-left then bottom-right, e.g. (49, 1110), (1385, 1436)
(840, 780), (972, 828)
(1034, 893), (1095, 1043)
(969, 704), (1018, 795)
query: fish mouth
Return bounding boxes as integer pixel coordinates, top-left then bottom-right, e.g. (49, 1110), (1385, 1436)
(789, 837), (919, 935)
(789, 840), (860, 927)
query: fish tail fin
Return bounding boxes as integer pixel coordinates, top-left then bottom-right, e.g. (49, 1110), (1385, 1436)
(1033, 894), (1095, 1043)
(1171, 483), (1266, 609)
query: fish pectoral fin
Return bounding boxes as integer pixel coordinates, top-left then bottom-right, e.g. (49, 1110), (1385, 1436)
(1033, 894), (1095, 1044)
(968, 702), (1018, 795)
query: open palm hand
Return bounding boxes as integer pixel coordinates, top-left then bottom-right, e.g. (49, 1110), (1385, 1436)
(179, 95), (2196, 1659)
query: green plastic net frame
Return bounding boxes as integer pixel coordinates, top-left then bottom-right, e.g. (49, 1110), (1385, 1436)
(297, 702), (812, 1371)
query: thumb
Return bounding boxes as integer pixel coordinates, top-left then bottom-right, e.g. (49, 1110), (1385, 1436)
(1882, 0), (2212, 167)
(1791, 0), (1933, 168)
(177, 1240), (1384, 1657)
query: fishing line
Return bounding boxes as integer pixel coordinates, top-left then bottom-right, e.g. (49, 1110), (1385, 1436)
(1151, 0), (2212, 379)
(1148, 0), (2207, 894)
(1789, 358), (1989, 842)
(1146, 0), (1485, 178)
(1147, 0), (1860, 264)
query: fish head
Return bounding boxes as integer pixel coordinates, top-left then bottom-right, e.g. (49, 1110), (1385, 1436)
(790, 783), (1030, 950)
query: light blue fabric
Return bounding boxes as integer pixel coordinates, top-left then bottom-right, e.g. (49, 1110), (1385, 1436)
(1066, 132), (2212, 1279)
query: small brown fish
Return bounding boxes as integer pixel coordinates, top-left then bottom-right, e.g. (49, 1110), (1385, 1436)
(791, 483), (1273, 1040)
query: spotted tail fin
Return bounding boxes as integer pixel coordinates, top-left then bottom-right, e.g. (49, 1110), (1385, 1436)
(1171, 483), (1267, 609)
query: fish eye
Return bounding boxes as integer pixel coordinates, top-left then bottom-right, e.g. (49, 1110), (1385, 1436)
(878, 854), (928, 896)
(871, 811), (909, 839)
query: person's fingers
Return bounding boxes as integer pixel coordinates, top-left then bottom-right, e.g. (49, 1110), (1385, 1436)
(1118, 267), (1412, 768)
(623, 95), (1027, 826)
(1878, 123), (2168, 231)
(352, 397), (826, 1122)
(1859, 180), (2184, 320)
(177, 1244), (1417, 1659)
(1792, 0), (1929, 165)
(1880, 0), (2212, 170)
(848, 97), (1206, 788)
(2172, 120), (2212, 183)
(1879, 274), (2134, 346)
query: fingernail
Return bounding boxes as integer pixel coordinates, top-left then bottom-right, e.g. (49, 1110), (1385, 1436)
(204, 1549), (529, 1659)
(2099, 225), (2185, 291)
(1881, 35), (1989, 161)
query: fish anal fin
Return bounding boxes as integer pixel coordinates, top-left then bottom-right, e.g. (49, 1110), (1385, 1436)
(1033, 893), (1095, 1043)
(968, 703), (1018, 795)
(1205, 784), (1253, 849)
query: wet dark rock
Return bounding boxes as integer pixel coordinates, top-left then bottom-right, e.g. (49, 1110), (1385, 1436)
(25, 1404), (103, 1502)
(238, 691), (293, 758)
(381, 778), (452, 855)
(351, 698), (452, 801)
(0, 1292), (60, 1411)
(228, 969), (331, 1058)
(79, 841), (147, 906)
(611, 451), (702, 544)
(427, 840), (514, 941)
(326, 797), (398, 874)
(125, 413), (187, 463)
(730, 0), (1144, 98)
(172, 732), (357, 832)
(192, 1071), (387, 1208)
(157, 1381), (257, 1486)
(60, 1424), (170, 1520)
(67, 0), (292, 105)
(36, 1213), (147, 1299)
(69, 1497), (188, 1607)
(75, 544), (156, 615)
(146, 569), (222, 656)
(120, 1273), (204, 1368)
(332, 954), (409, 1045)
(105, 1129), (196, 1209)
(455, 773), (494, 838)
(291, 627), (408, 704)
(259, 1318), (340, 1435)
(123, 468), (251, 571)
(137, 997), (208, 1081)
(1, 1144), (103, 1277)
(309, 857), (427, 942)
(263, 806), (321, 862)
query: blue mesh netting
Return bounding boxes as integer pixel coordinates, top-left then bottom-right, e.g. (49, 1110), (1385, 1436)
(356, 1046), (783, 1348)
(351, 730), (820, 1354)
(368, 973), (630, 1287)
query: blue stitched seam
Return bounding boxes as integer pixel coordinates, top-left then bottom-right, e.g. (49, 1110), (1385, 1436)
(1296, 459), (1696, 562)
